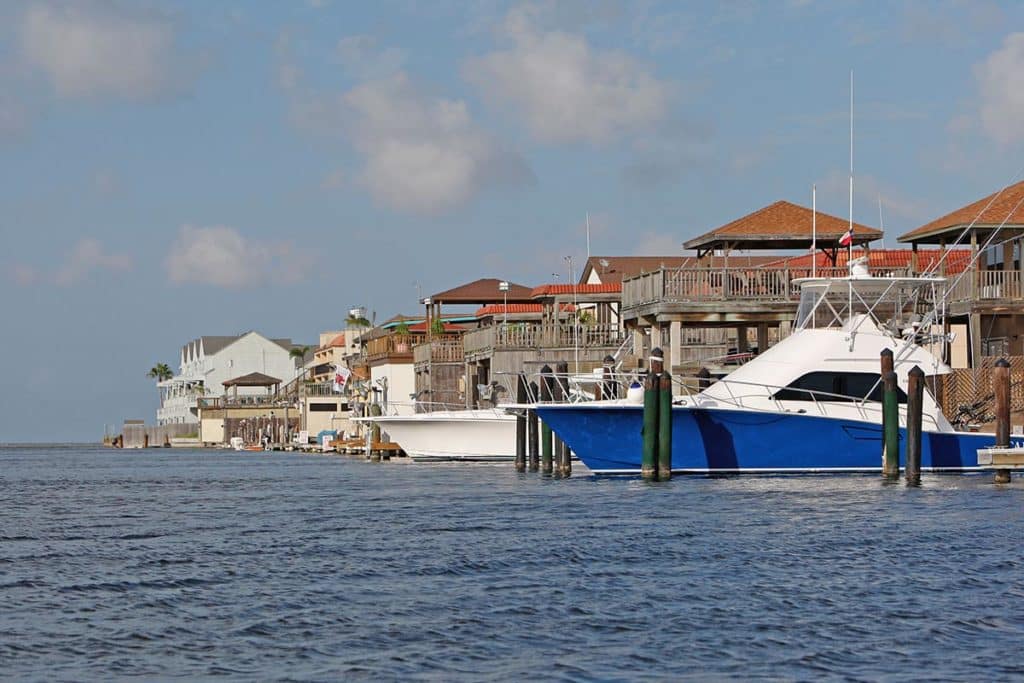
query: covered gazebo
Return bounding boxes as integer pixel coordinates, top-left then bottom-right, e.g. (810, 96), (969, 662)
(684, 200), (882, 265)
(425, 278), (534, 336)
(222, 372), (282, 403)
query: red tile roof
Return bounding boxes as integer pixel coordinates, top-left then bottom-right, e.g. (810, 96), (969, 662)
(900, 180), (1024, 243)
(429, 278), (534, 303)
(582, 255), (780, 284)
(530, 283), (622, 297)
(763, 248), (972, 273)
(684, 200), (882, 250)
(405, 321), (465, 333)
(475, 303), (576, 317)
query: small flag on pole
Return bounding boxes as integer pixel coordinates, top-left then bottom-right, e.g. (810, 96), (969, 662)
(839, 225), (853, 247)
(333, 365), (351, 393)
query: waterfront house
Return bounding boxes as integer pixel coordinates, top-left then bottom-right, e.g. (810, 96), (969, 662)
(157, 332), (307, 425)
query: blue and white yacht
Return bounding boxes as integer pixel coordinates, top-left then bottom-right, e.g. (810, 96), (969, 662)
(535, 261), (1003, 474)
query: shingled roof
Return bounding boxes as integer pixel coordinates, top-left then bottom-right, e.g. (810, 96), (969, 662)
(684, 200), (882, 251)
(429, 278), (534, 304)
(222, 372), (282, 387)
(899, 180), (1024, 244)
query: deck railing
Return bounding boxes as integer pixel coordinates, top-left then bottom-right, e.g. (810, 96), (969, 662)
(624, 266), (906, 308)
(463, 322), (626, 354)
(947, 269), (1023, 303)
(412, 335), (465, 364)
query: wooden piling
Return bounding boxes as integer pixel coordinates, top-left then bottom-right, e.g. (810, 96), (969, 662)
(515, 373), (527, 472)
(556, 360), (571, 477)
(658, 371), (672, 481)
(369, 403), (383, 462)
(541, 365), (554, 475)
(650, 347), (665, 375)
(880, 349), (899, 479)
(642, 371), (659, 480)
(994, 358), (1012, 483)
(527, 381), (539, 471)
(905, 365), (924, 486)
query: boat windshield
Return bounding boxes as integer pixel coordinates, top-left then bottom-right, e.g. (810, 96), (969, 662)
(794, 276), (945, 332)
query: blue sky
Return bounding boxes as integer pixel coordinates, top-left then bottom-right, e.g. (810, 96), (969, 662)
(3, 0), (1024, 441)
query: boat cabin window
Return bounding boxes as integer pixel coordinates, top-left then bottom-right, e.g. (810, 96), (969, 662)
(772, 372), (907, 403)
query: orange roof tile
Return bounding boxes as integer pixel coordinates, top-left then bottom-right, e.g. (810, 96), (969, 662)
(685, 200), (882, 250)
(899, 180), (1024, 243)
(529, 283), (622, 297)
(475, 303), (576, 317)
(763, 248), (972, 273)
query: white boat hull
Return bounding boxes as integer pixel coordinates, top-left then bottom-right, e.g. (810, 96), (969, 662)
(366, 410), (517, 462)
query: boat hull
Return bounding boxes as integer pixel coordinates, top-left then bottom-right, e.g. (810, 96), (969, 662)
(535, 404), (1004, 474)
(371, 412), (516, 463)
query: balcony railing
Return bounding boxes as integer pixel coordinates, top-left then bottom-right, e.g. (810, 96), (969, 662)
(364, 334), (422, 362)
(413, 335), (465, 364)
(463, 322), (626, 354)
(948, 269), (1023, 303)
(623, 266), (907, 308)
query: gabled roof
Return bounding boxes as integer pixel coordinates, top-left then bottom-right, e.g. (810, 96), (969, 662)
(581, 254), (786, 284)
(199, 335), (239, 356)
(899, 180), (1024, 243)
(429, 278), (534, 303)
(684, 200), (882, 251)
(762, 248), (972, 274)
(222, 371), (282, 387)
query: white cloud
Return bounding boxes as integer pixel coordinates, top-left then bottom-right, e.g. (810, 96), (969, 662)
(165, 225), (309, 288)
(9, 238), (132, 286)
(55, 238), (133, 285)
(465, 4), (670, 143)
(975, 32), (1024, 145)
(336, 35), (406, 80)
(19, 1), (193, 99)
(303, 73), (530, 215)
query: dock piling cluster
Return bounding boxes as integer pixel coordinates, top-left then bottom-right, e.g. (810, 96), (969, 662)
(641, 348), (672, 481)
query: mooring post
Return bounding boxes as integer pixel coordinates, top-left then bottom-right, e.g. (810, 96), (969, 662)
(540, 365), (554, 475)
(994, 358), (1012, 483)
(651, 347), (664, 375)
(642, 370), (659, 480)
(527, 381), (539, 472)
(881, 349), (899, 479)
(602, 354), (616, 400)
(515, 373), (527, 472)
(369, 403), (382, 461)
(697, 366), (711, 392)
(556, 360), (571, 477)
(658, 371), (673, 481)
(905, 365), (924, 485)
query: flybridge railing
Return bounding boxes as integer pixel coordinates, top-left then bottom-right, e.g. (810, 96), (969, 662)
(623, 266), (912, 308)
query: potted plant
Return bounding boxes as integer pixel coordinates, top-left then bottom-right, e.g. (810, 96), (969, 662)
(430, 317), (446, 336)
(394, 320), (411, 352)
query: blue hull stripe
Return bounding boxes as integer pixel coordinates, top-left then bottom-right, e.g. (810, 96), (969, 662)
(534, 405), (1005, 473)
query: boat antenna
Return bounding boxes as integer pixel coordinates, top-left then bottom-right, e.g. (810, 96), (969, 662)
(848, 69), (854, 318)
(812, 183), (817, 278)
(585, 212), (591, 260)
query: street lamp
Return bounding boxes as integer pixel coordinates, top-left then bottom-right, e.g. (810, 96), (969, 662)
(498, 280), (509, 328)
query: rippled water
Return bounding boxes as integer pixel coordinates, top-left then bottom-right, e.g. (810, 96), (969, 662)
(2, 445), (1023, 680)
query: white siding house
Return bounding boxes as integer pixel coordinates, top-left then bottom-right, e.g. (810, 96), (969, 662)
(157, 331), (302, 425)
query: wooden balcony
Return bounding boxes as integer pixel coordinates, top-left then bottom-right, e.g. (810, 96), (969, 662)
(463, 322), (626, 355)
(364, 335), (419, 364)
(948, 270), (1024, 305)
(413, 335), (465, 365)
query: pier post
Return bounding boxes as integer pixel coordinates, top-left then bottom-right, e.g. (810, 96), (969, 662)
(881, 349), (899, 479)
(540, 365), (554, 475)
(556, 360), (571, 477)
(905, 365), (924, 486)
(658, 371), (673, 481)
(642, 370), (659, 480)
(994, 358), (1012, 483)
(515, 373), (527, 472)
(369, 403), (382, 461)
(650, 347), (664, 375)
(527, 381), (539, 471)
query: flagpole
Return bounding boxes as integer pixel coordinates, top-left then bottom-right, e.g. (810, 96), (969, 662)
(812, 184), (817, 278)
(849, 69), (854, 265)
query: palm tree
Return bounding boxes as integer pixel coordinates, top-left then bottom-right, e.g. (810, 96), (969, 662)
(290, 345), (311, 368)
(346, 314), (371, 328)
(146, 363), (173, 382)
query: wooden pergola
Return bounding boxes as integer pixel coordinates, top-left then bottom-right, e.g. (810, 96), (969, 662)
(684, 200), (882, 265)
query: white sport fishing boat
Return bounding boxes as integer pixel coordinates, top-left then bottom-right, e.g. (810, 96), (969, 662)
(357, 407), (516, 463)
